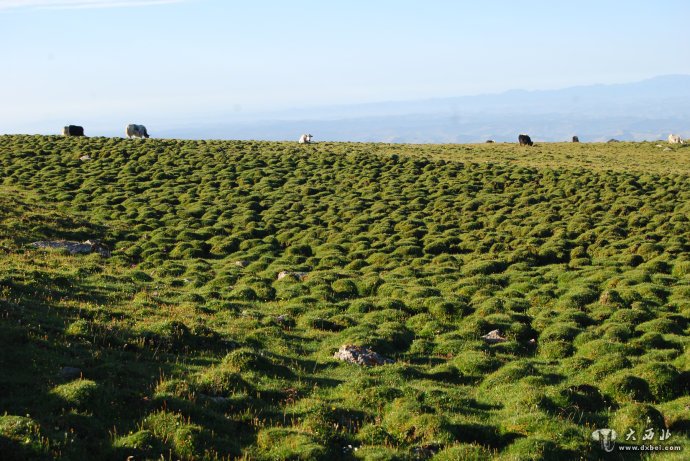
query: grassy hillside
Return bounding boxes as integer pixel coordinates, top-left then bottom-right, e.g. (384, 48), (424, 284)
(1, 135), (689, 460)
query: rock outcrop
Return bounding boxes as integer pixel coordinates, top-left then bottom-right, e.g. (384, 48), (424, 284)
(334, 345), (393, 367)
(481, 329), (507, 343)
(277, 270), (309, 281)
(31, 239), (110, 257)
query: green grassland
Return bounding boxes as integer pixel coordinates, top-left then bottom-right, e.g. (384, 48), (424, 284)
(0, 134), (688, 460)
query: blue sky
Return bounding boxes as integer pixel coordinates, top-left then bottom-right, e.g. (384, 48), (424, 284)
(2, 0), (690, 135)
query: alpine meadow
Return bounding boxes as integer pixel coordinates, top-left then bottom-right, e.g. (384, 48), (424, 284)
(1, 134), (690, 460)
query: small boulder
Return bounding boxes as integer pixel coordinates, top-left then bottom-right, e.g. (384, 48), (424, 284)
(275, 314), (294, 328)
(481, 329), (507, 344)
(31, 239), (110, 257)
(32, 240), (91, 254)
(199, 394), (229, 404)
(58, 366), (82, 380)
(234, 260), (248, 268)
(411, 444), (441, 459)
(333, 345), (393, 367)
(84, 239), (111, 257)
(79, 155), (91, 161)
(277, 270), (309, 281)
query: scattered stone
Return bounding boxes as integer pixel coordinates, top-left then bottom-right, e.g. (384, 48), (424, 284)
(79, 155), (91, 161)
(240, 309), (262, 319)
(275, 314), (294, 328)
(599, 291), (611, 304)
(333, 344), (393, 367)
(411, 444), (441, 459)
(528, 338), (537, 345)
(663, 147), (672, 152)
(655, 144), (663, 148)
(342, 444), (359, 453)
(277, 270), (309, 281)
(598, 289), (622, 306)
(199, 394), (229, 404)
(274, 314), (295, 330)
(84, 240), (111, 257)
(32, 240), (90, 254)
(30, 239), (110, 257)
(58, 366), (82, 380)
(234, 260), (248, 268)
(481, 329), (507, 343)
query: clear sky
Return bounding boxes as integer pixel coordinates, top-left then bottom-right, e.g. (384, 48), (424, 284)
(2, 0), (690, 135)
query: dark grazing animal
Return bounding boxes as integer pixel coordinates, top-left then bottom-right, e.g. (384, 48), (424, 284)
(62, 125), (84, 136)
(518, 134), (533, 146)
(572, 136), (580, 143)
(126, 124), (150, 139)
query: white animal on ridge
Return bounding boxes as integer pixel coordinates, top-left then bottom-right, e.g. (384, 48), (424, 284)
(126, 124), (150, 139)
(298, 134), (313, 144)
(668, 134), (684, 144)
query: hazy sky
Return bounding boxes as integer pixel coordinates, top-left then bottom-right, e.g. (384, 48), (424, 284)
(2, 0), (690, 134)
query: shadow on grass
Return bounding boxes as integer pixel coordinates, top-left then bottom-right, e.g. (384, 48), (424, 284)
(0, 290), (204, 460)
(452, 423), (523, 449)
(0, 435), (47, 461)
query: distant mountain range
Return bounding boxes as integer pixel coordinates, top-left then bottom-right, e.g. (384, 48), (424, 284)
(157, 75), (690, 143)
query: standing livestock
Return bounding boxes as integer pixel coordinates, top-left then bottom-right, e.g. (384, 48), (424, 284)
(126, 124), (150, 139)
(62, 125), (84, 136)
(668, 134), (684, 144)
(518, 134), (533, 146)
(298, 134), (313, 144)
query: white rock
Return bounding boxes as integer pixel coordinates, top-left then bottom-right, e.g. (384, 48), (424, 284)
(481, 329), (507, 343)
(333, 344), (393, 366)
